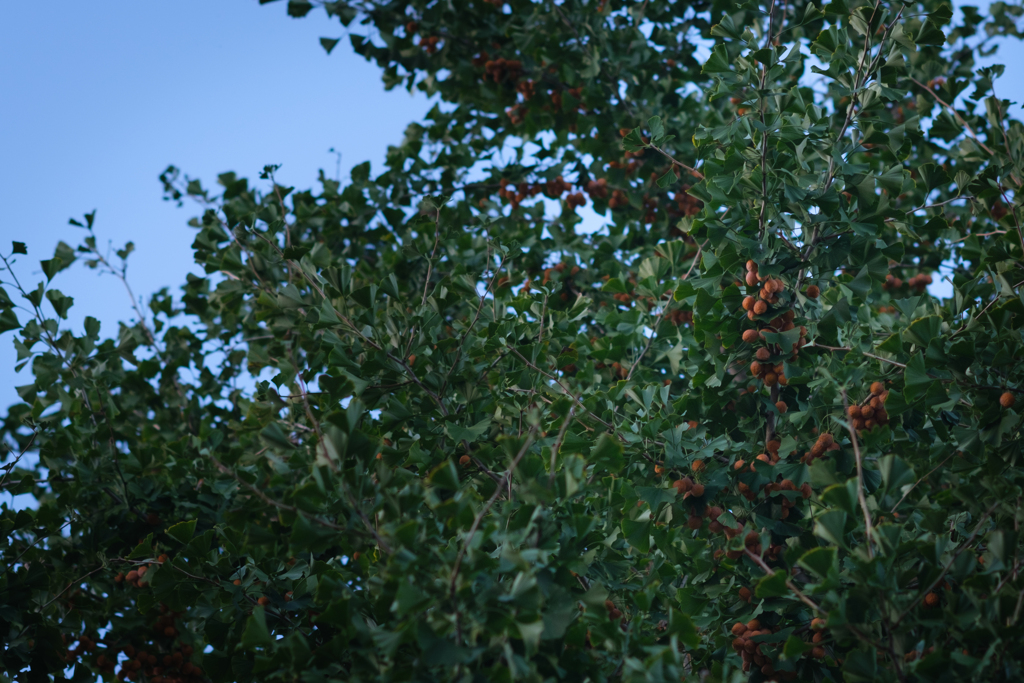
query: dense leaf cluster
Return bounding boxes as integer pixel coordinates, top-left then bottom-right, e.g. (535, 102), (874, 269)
(3, 0), (1024, 681)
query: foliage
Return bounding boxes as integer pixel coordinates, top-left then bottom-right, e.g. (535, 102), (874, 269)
(3, 0), (1024, 681)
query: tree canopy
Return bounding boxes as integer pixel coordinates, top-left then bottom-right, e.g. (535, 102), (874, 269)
(3, 0), (1024, 681)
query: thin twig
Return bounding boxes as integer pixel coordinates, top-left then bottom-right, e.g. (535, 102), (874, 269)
(909, 77), (995, 156)
(625, 242), (703, 382)
(647, 145), (704, 180)
(894, 502), (998, 625)
(549, 402), (578, 485)
(0, 431), (37, 489)
(508, 347), (616, 433)
(889, 454), (954, 514)
(41, 565), (107, 609)
(421, 203), (443, 306)
(210, 456), (391, 554)
(450, 427), (538, 639)
(862, 352), (906, 368)
(744, 548), (824, 614)
(841, 389), (874, 559)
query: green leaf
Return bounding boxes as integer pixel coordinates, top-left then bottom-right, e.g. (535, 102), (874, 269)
(647, 116), (665, 144)
(668, 608), (700, 649)
(45, 290), (73, 319)
(394, 580), (429, 617)
(621, 517), (651, 553)
(903, 315), (941, 347)
(820, 483), (855, 516)
(241, 606), (272, 649)
(622, 128), (645, 152)
(814, 510), (848, 548)
(590, 433), (624, 471)
(40, 258), (65, 282)
(320, 37), (340, 54)
(127, 534), (154, 560)
(783, 634), (813, 660)
(903, 354), (931, 400)
(166, 520), (197, 545)
(710, 14), (743, 40)
(428, 460), (460, 491)
(842, 648), (879, 682)
(797, 546), (836, 577)
(287, 0), (313, 17)
(11, 241), (27, 255)
(446, 418), (491, 444)
(702, 44), (732, 73)
(0, 308), (20, 334)
(289, 514), (336, 553)
(517, 620), (545, 651)
(847, 266), (873, 300)
(754, 569), (789, 598)
(602, 277), (628, 293)
(879, 455), (915, 495)
(636, 485), (677, 509)
(261, 422), (296, 450)
(892, 296), (922, 319)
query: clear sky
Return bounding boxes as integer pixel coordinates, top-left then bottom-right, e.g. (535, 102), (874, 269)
(0, 1), (432, 410)
(1, 1), (1022, 416)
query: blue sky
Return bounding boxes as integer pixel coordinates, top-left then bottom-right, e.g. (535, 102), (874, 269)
(1, 1), (1022, 416)
(0, 1), (432, 410)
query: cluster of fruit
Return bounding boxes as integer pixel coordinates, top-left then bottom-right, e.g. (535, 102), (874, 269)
(565, 192), (587, 209)
(480, 56), (523, 83)
(540, 261), (581, 284)
(549, 86), (584, 110)
(763, 478), (812, 519)
(728, 618), (794, 677)
(733, 442), (782, 500)
(882, 272), (933, 293)
(640, 194), (660, 223)
(733, 530), (764, 560)
(64, 622), (199, 683)
(666, 308), (693, 326)
(494, 178), (543, 208)
(728, 616), (828, 679)
(738, 262), (812, 388)
(607, 151), (643, 176)
(847, 382), (890, 433)
(119, 642), (200, 683)
(419, 35), (441, 54)
(64, 634), (100, 666)
(606, 188), (630, 209)
(668, 187), (703, 219)
(493, 177), (586, 210)
(504, 104), (525, 125)
(799, 431), (839, 465)
(603, 600), (624, 621)
(671, 475), (705, 500)
(114, 555), (168, 589)
(704, 505), (739, 536)
(807, 618), (831, 661)
(541, 175), (573, 197)
(583, 177), (609, 199)
(733, 449), (779, 473)
(515, 79), (536, 100)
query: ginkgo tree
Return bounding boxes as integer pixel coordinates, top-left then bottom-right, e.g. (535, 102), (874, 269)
(3, 0), (1024, 681)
